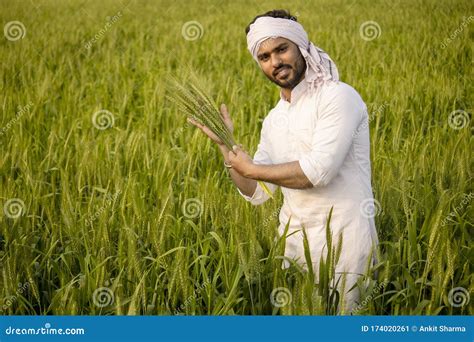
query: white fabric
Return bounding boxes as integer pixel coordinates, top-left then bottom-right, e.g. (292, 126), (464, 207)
(246, 17), (339, 93)
(237, 71), (379, 313)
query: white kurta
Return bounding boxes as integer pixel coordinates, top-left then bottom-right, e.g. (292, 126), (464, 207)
(238, 76), (379, 312)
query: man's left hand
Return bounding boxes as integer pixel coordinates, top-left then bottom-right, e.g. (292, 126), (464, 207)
(228, 145), (256, 178)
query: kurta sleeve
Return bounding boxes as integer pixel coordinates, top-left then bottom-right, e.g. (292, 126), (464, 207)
(237, 119), (278, 205)
(298, 83), (365, 187)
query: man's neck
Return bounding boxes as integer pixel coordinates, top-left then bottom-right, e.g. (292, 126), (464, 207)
(280, 77), (304, 103)
(281, 88), (292, 102)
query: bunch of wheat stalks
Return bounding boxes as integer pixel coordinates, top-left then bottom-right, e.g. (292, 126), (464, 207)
(167, 74), (273, 198)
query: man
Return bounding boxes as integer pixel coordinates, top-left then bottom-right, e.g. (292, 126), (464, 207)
(188, 9), (379, 313)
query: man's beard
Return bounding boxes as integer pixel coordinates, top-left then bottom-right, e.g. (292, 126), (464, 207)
(267, 58), (306, 89)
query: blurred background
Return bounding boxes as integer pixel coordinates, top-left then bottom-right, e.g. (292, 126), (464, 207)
(0, 0), (472, 315)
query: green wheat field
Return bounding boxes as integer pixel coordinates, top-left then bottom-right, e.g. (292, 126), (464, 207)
(0, 0), (472, 315)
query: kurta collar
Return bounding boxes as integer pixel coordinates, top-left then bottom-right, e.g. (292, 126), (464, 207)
(279, 66), (316, 104)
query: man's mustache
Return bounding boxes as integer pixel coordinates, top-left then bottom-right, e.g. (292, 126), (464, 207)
(273, 65), (292, 77)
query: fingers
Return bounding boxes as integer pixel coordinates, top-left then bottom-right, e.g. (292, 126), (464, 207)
(219, 104), (234, 134)
(188, 117), (221, 144)
(220, 103), (228, 118)
(233, 144), (247, 154)
(231, 144), (248, 156)
(230, 144), (239, 156)
(187, 117), (204, 130)
(220, 103), (232, 122)
(187, 117), (198, 126)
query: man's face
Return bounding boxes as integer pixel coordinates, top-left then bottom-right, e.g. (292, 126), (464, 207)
(256, 37), (306, 89)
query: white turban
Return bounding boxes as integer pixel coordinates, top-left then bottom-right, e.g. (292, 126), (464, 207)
(246, 17), (339, 92)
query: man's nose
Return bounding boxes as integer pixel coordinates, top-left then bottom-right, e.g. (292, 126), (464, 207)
(271, 54), (282, 68)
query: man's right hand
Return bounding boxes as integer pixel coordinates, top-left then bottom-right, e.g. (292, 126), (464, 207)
(187, 103), (234, 147)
